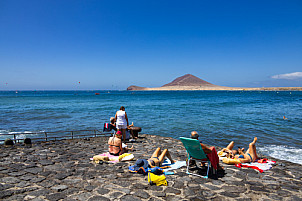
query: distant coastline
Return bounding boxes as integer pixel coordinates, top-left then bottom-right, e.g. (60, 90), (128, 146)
(127, 74), (302, 91)
(127, 86), (302, 91)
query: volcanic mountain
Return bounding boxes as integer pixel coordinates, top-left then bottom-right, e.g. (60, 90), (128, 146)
(127, 74), (232, 91)
(127, 74), (302, 91)
(162, 74), (215, 87)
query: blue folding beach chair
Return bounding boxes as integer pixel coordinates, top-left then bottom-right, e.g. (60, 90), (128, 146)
(180, 137), (211, 179)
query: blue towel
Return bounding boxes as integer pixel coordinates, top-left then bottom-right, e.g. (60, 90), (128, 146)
(161, 159), (186, 172)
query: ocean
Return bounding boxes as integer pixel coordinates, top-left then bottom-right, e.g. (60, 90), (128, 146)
(0, 90), (301, 164)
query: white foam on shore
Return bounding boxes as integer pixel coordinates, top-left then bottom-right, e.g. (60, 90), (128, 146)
(258, 145), (302, 165)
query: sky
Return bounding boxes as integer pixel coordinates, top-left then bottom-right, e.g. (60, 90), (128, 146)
(0, 0), (302, 90)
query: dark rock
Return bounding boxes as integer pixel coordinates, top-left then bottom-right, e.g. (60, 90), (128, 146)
(110, 192), (123, 199)
(84, 185), (97, 192)
(51, 185), (68, 192)
(220, 191), (241, 198)
(120, 195), (143, 201)
(39, 160), (54, 166)
(28, 189), (52, 196)
(24, 167), (43, 174)
(96, 187), (110, 195)
(88, 196), (110, 201)
(55, 173), (70, 180)
(0, 176), (20, 184)
(133, 190), (150, 199)
(0, 190), (14, 199)
(45, 192), (66, 201)
(148, 185), (163, 191)
(165, 187), (181, 195)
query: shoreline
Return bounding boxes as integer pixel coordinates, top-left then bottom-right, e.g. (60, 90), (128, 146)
(127, 86), (302, 91)
(1, 134), (301, 200)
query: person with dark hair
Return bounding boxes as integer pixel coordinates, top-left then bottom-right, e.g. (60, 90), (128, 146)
(219, 141), (243, 158)
(115, 106), (129, 142)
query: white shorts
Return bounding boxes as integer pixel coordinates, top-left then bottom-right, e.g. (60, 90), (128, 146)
(117, 124), (127, 129)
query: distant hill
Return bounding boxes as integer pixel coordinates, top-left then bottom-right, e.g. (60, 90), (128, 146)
(127, 74), (302, 91)
(162, 74), (216, 87)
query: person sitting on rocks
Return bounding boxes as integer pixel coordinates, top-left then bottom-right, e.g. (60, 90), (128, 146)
(127, 122), (139, 140)
(108, 131), (133, 156)
(190, 131), (223, 170)
(109, 117), (117, 131)
(147, 147), (175, 168)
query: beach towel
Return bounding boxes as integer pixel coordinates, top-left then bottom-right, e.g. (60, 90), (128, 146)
(235, 159), (276, 173)
(91, 152), (135, 164)
(91, 152), (120, 163)
(161, 159), (186, 174)
(206, 146), (219, 170)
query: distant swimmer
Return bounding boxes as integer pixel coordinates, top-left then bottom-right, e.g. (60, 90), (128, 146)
(283, 116), (288, 120)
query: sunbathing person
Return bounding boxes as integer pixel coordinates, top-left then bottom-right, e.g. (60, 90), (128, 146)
(219, 141), (244, 158)
(147, 147), (175, 168)
(222, 137), (259, 164)
(235, 137), (259, 163)
(108, 131), (133, 156)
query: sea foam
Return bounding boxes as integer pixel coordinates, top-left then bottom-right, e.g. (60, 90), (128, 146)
(259, 145), (302, 165)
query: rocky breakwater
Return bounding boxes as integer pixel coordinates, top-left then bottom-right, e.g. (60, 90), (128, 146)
(0, 134), (301, 201)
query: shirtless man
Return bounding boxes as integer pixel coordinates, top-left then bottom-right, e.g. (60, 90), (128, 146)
(190, 131), (223, 170)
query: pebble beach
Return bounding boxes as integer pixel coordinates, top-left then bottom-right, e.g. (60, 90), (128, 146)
(1, 134), (302, 201)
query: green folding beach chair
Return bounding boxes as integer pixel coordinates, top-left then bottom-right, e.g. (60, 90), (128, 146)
(180, 137), (211, 179)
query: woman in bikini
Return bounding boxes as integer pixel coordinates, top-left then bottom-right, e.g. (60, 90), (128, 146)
(222, 137), (259, 163)
(219, 141), (243, 158)
(235, 137), (259, 163)
(147, 147), (175, 168)
(108, 131), (133, 156)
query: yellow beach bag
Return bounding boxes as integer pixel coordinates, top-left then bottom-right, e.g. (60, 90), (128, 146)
(148, 171), (167, 186)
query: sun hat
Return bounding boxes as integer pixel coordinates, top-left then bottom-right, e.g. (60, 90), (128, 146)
(116, 131), (122, 135)
(133, 159), (149, 171)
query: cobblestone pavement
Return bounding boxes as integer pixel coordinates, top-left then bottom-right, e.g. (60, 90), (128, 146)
(0, 134), (301, 200)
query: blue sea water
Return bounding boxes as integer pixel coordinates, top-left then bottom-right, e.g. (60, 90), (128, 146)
(0, 90), (301, 164)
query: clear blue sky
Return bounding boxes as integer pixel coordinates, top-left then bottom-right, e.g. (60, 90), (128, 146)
(1, 0), (301, 90)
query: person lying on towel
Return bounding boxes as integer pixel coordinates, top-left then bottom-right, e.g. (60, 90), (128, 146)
(147, 147), (175, 168)
(222, 137), (259, 164)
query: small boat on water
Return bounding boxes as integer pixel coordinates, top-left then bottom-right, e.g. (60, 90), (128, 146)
(95, 93), (100, 95)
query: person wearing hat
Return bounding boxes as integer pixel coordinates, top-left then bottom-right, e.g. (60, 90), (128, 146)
(108, 131), (133, 156)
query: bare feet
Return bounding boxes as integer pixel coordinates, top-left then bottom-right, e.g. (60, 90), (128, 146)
(128, 145), (134, 151)
(252, 137), (257, 144)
